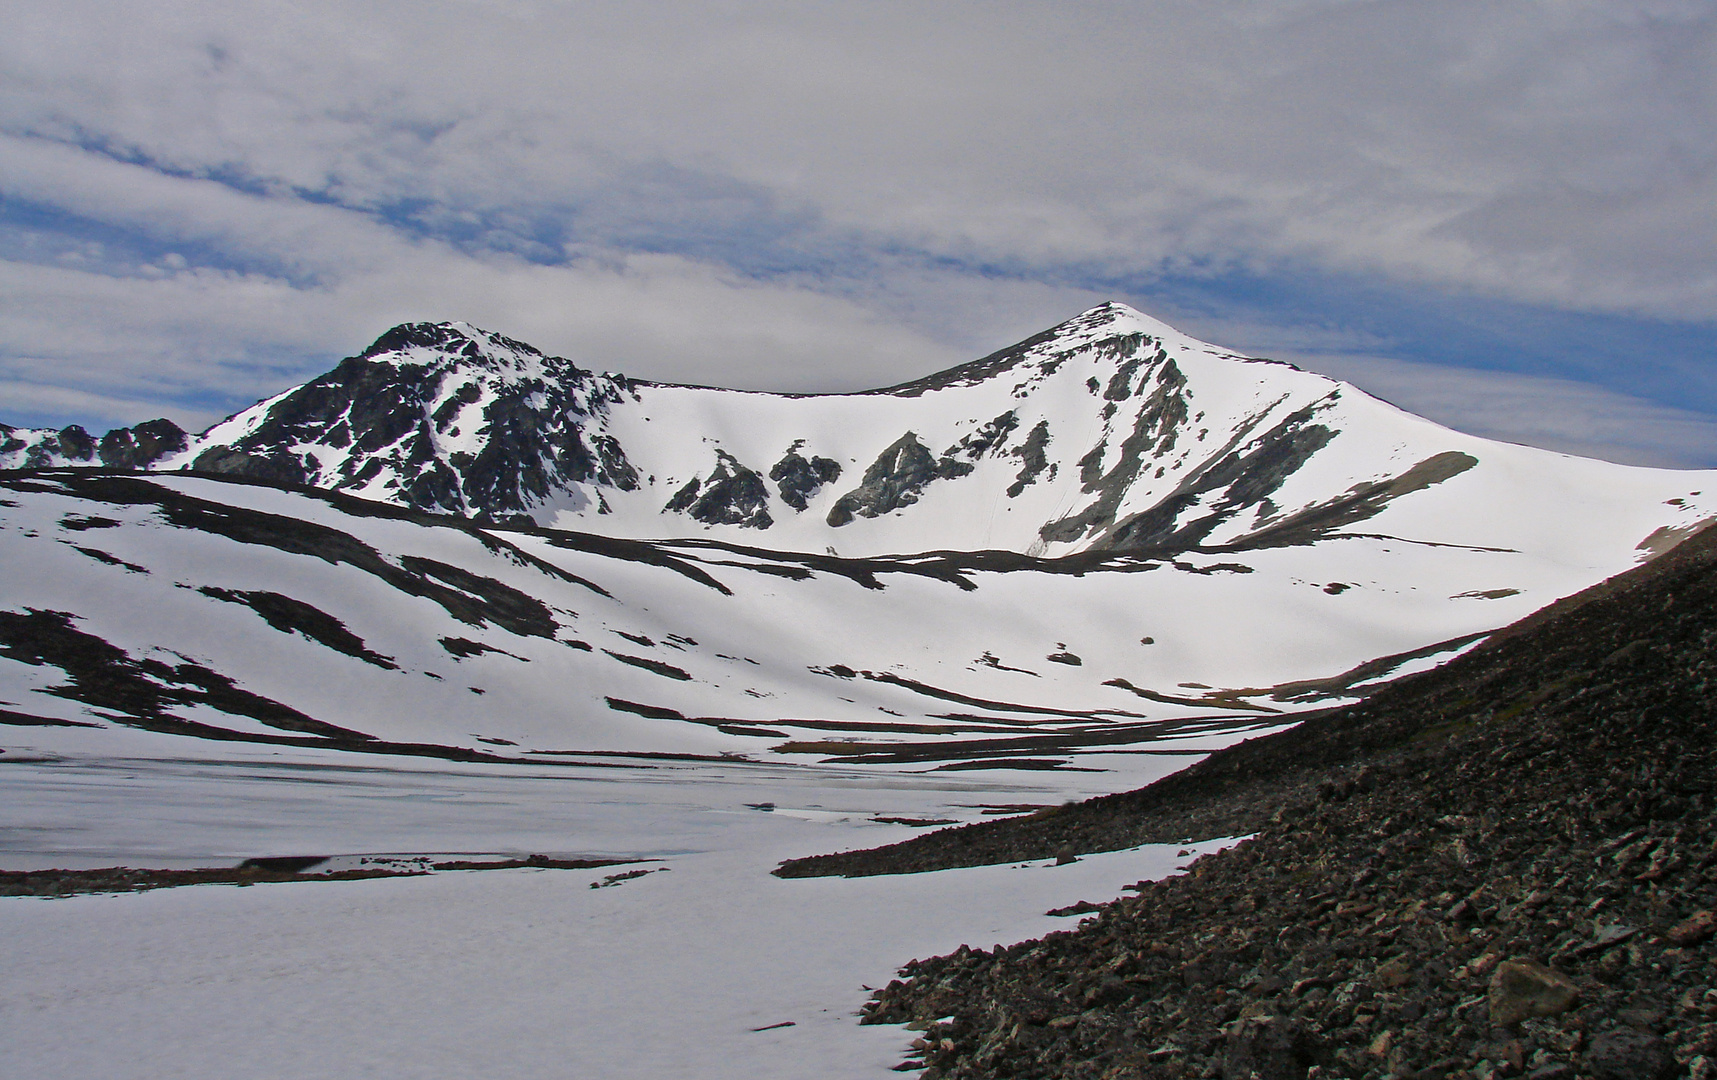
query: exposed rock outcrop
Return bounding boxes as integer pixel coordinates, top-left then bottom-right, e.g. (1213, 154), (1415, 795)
(827, 432), (944, 527)
(0, 419), (186, 470)
(770, 442), (842, 511)
(665, 451), (774, 528)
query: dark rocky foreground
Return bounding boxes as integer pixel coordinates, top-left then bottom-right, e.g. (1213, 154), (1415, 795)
(821, 527), (1717, 1079)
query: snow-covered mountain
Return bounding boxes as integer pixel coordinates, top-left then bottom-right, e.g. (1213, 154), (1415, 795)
(3, 303), (1714, 768)
(12, 302), (1689, 563)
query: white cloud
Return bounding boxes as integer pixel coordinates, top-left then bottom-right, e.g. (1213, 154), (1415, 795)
(5, 2), (1713, 312)
(0, 0), (1711, 457)
(1279, 350), (1717, 469)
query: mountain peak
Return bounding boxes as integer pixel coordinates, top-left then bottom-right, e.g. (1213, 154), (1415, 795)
(10, 304), (1705, 569)
(358, 321), (558, 377)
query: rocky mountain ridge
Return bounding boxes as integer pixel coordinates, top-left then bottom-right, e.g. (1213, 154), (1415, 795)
(0, 417), (186, 471)
(9, 303), (1696, 565)
(4, 303), (1716, 774)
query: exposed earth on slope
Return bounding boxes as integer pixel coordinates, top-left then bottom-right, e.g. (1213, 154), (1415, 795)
(0, 854), (635, 898)
(811, 513), (1717, 1079)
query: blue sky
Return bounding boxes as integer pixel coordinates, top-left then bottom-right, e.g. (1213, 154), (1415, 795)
(2, 2), (1713, 465)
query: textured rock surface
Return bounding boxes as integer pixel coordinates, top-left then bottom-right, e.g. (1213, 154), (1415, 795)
(189, 322), (639, 518)
(826, 432), (944, 526)
(769, 443), (842, 511)
(0, 419), (185, 470)
(1490, 961), (1580, 1027)
(665, 451), (774, 528)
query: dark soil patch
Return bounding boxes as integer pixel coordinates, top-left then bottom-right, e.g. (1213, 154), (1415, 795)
(602, 650), (692, 680)
(1, 854), (638, 897)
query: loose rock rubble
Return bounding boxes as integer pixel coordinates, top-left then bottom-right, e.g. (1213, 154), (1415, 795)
(850, 529), (1717, 1078)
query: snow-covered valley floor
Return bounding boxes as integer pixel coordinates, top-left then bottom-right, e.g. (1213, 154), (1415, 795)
(1, 745), (1228, 1079)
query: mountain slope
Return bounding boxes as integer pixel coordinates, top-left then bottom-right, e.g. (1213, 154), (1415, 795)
(3, 303), (1715, 769)
(11, 304), (1702, 568)
(0, 462), (1686, 769)
(849, 483), (1717, 1080)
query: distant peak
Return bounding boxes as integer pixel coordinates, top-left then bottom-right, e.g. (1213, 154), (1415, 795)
(360, 321), (474, 359)
(358, 321), (549, 370)
(1056, 301), (1185, 342)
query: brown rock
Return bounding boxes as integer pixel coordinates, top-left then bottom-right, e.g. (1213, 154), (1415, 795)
(1665, 910), (1716, 947)
(1489, 960), (1580, 1026)
(1372, 957), (1412, 989)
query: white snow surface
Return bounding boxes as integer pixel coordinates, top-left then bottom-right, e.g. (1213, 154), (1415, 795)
(5, 302), (1717, 1077)
(2, 463), (1708, 764)
(2, 741), (1224, 1080)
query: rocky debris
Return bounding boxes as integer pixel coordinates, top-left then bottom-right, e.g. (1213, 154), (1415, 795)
(770, 443), (842, 511)
(665, 451), (774, 527)
(1668, 913), (1717, 948)
(844, 522), (1717, 1079)
(1585, 1029), (1674, 1080)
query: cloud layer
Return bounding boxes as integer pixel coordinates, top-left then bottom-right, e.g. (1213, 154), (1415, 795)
(1, 2), (1712, 463)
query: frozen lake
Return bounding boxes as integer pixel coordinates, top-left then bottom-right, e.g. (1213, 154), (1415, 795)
(2, 741), (1229, 1079)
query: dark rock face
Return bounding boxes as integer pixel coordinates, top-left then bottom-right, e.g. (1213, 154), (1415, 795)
(184, 322), (637, 518)
(811, 525), (1717, 1080)
(827, 432), (943, 526)
(0, 420), (179, 469)
(770, 443), (842, 511)
(1040, 360), (1352, 553)
(1093, 403), (1338, 552)
(1008, 420), (1053, 497)
(664, 452), (773, 528)
(56, 425), (96, 461)
(1040, 359), (1191, 545)
(940, 411), (1021, 480)
(827, 415), (1032, 527)
(97, 419), (187, 469)
(193, 446), (311, 487)
(1102, 336), (1157, 401)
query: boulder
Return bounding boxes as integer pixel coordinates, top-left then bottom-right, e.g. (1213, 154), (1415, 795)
(1489, 960), (1579, 1026)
